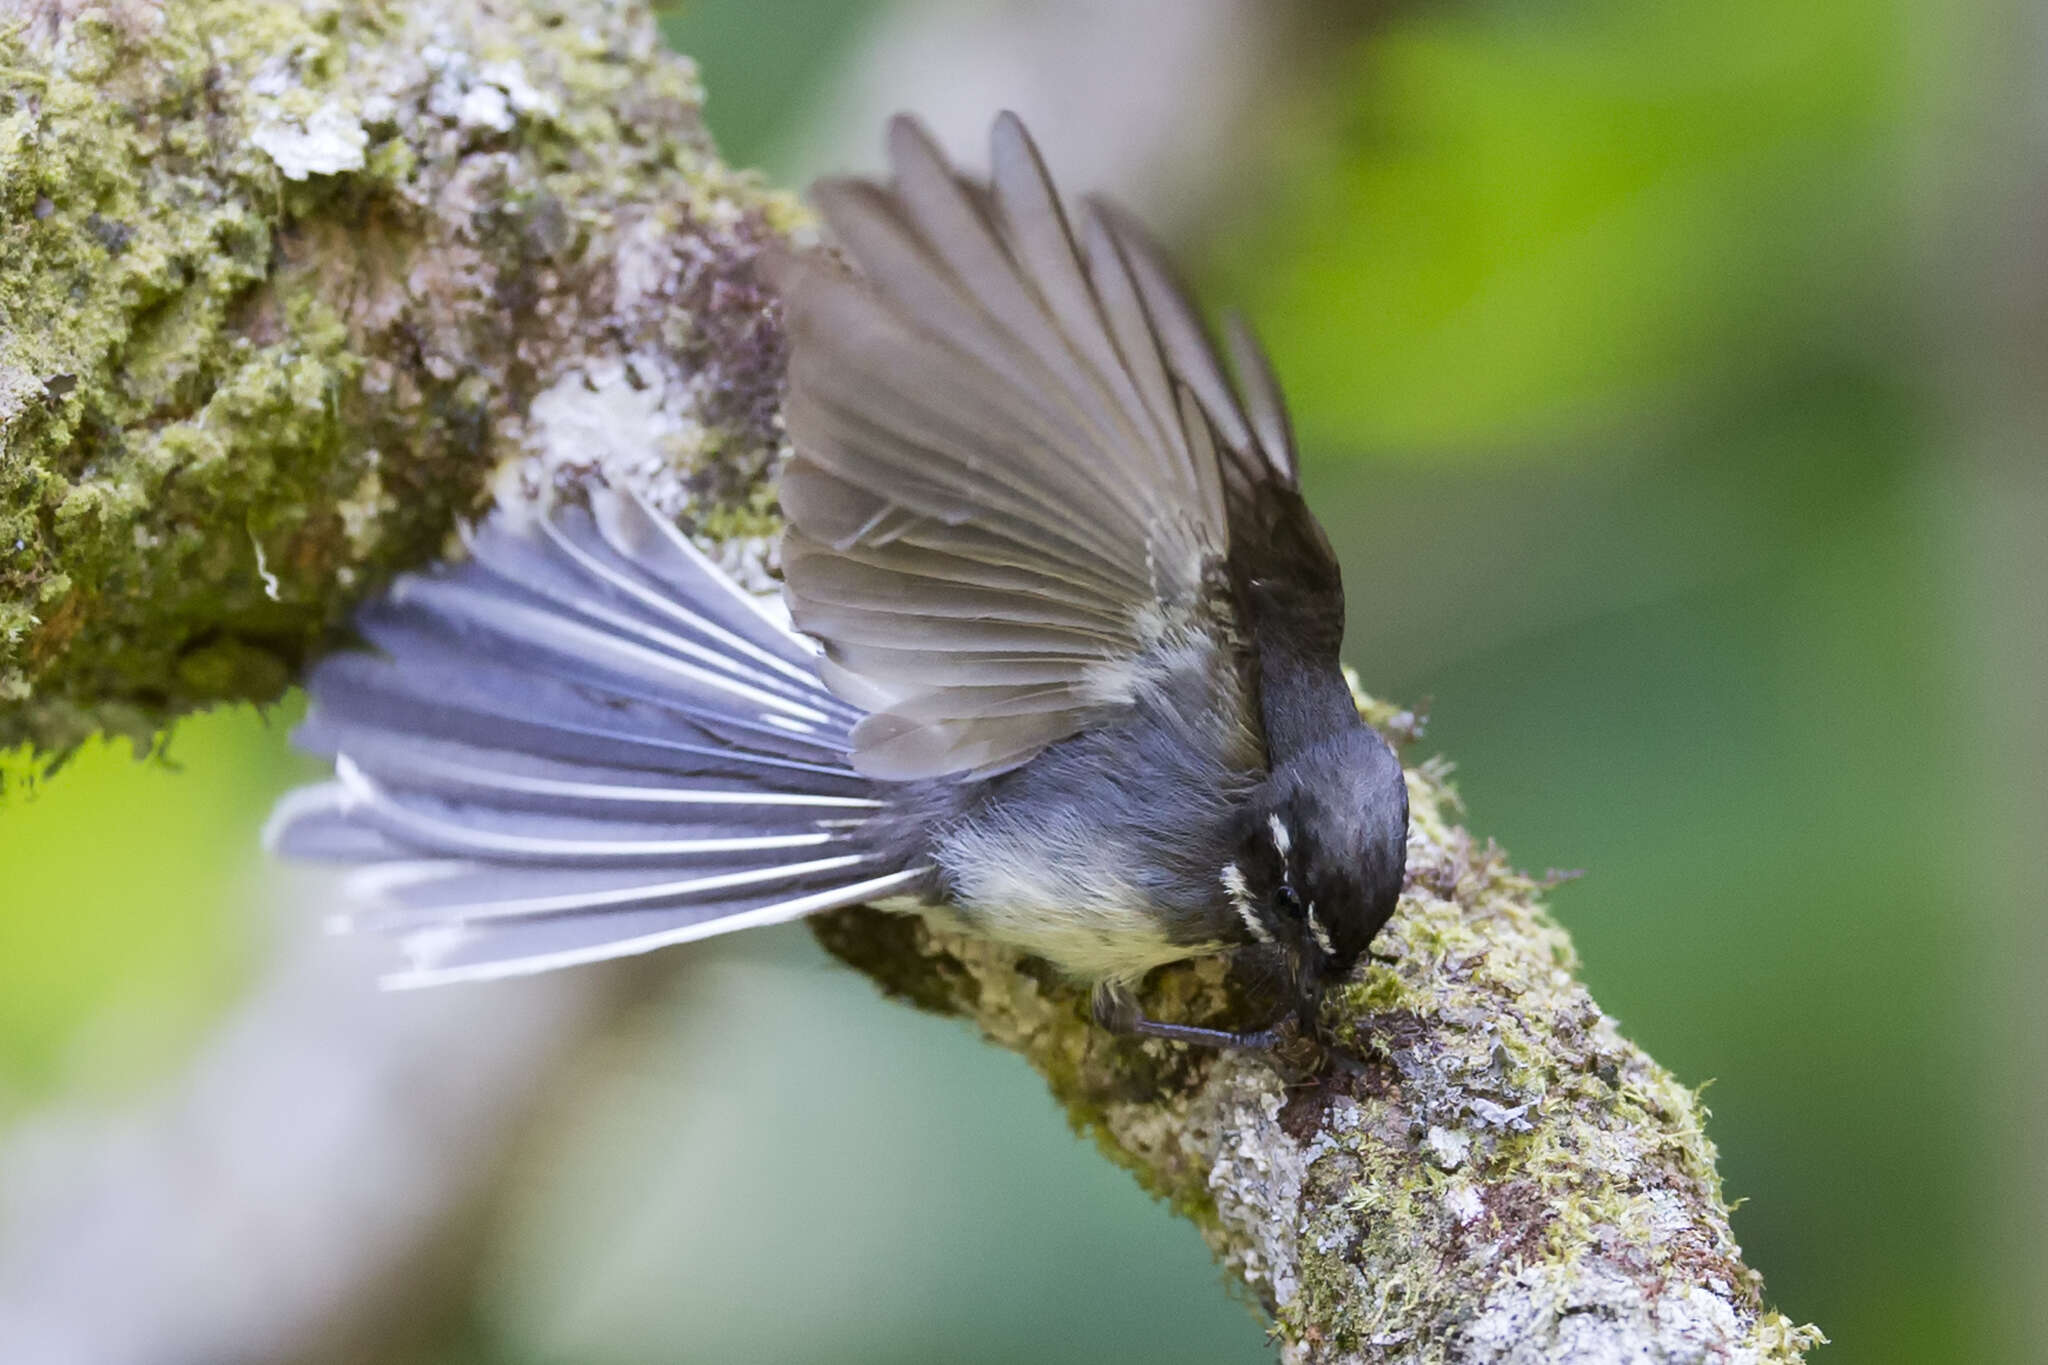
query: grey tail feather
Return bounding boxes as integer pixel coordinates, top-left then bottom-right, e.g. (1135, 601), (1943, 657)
(264, 487), (926, 987)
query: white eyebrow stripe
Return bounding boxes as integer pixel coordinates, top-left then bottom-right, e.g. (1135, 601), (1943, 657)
(1221, 861), (1272, 944)
(1267, 814), (1292, 858)
(1306, 903), (1336, 956)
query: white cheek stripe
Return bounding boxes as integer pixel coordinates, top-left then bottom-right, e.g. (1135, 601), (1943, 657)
(1306, 904), (1336, 956)
(1268, 814), (1292, 858)
(1221, 861), (1272, 944)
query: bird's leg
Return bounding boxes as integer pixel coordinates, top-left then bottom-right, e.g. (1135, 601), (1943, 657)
(1090, 982), (1283, 1051)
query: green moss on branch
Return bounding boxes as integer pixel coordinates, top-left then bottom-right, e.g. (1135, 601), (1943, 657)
(0, 0), (796, 758)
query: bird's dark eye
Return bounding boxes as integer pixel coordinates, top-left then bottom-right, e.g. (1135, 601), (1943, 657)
(1273, 884), (1302, 917)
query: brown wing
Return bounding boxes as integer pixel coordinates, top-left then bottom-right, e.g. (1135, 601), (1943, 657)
(774, 112), (1328, 781)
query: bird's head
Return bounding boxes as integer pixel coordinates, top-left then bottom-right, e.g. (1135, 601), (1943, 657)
(1223, 725), (1409, 1023)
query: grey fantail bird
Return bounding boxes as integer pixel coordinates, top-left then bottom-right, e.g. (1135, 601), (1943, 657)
(266, 113), (1410, 1050)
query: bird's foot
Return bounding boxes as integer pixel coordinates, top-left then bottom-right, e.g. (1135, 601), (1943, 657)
(1091, 983), (1286, 1052)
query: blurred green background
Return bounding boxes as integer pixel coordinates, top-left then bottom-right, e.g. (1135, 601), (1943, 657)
(3, 0), (2039, 1360)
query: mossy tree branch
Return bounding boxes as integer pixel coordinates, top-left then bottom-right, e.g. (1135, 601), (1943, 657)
(819, 735), (1821, 1362)
(1, 0), (794, 756)
(0, 1), (1818, 1359)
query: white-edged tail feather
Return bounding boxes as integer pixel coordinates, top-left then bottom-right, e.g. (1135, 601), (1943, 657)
(383, 868), (924, 988)
(265, 487), (925, 984)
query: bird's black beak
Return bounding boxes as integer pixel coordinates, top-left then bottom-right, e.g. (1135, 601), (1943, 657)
(1287, 946), (1327, 1035)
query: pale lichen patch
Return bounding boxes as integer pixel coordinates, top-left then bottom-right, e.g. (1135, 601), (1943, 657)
(252, 101), (370, 179)
(516, 353), (712, 511)
(1188, 1059), (1306, 1307)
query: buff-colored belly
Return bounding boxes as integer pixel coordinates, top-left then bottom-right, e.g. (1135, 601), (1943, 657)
(919, 816), (1214, 983)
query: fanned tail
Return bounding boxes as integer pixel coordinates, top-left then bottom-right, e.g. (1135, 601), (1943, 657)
(265, 487), (924, 987)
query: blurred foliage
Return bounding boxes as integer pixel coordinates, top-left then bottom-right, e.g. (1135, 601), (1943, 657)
(656, 0), (883, 178)
(1219, 0), (1913, 457)
(0, 705), (302, 1117)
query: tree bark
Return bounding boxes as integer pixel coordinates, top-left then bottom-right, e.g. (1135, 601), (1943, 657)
(1, 0), (793, 757)
(0, 0), (1819, 1359)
